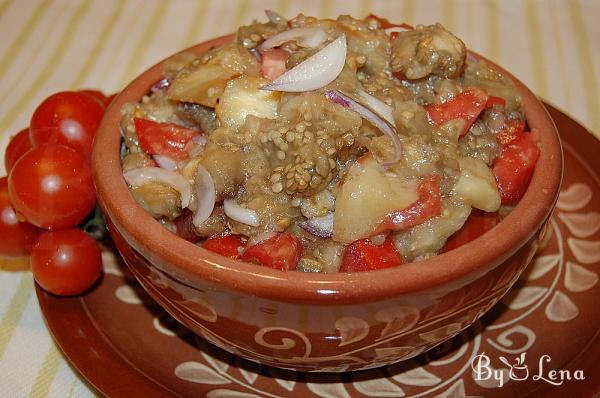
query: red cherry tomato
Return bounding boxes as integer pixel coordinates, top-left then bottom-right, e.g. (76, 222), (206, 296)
(4, 128), (32, 173)
(376, 174), (442, 234)
(0, 177), (39, 257)
(241, 233), (303, 271)
(31, 228), (102, 296)
(78, 89), (108, 108)
(134, 118), (199, 161)
(441, 210), (501, 252)
(8, 145), (96, 229)
(493, 130), (540, 204)
(261, 49), (289, 80)
(30, 91), (105, 158)
(203, 234), (246, 259)
(425, 88), (489, 136)
(340, 237), (403, 272)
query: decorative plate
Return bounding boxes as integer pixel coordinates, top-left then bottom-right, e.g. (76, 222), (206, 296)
(36, 104), (600, 397)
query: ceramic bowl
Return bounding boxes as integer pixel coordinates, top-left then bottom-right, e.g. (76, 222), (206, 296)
(92, 35), (562, 372)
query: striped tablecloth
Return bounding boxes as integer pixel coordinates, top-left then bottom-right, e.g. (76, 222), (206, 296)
(0, 0), (598, 396)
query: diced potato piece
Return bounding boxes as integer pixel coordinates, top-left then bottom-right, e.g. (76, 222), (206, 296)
(216, 76), (280, 131)
(167, 64), (237, 107)
(333, 156), (419, 243)
(452, 157), (500, 212)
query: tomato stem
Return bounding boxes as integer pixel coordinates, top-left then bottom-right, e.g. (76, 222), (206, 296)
(83, 206), (106, 240)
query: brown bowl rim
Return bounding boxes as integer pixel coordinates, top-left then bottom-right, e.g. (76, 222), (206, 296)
(93, 34), (563, 305)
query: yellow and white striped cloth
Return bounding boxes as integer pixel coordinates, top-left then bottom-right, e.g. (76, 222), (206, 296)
(0, 0), (598, 396)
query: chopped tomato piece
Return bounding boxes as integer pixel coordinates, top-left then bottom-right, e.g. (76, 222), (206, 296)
(340, 237), (403, 272)
(367, 14), (413, 30)
(241, 233), (303, 271)
(495, 119), (525, 145)
(493, 130), (540, 204)
(134, 118), (199, 161)
(425, 88), (489, 136)
(375, 175), (442, 234)
(441, 210), (501, 252)
(261, 49), (289, 80)
(486, 95), (506, 108)
(203, 235), (246, 259)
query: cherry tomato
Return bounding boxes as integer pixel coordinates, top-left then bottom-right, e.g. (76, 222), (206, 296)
(134, 118), (199, 161)
(261, 49), (289, 80)
(425, 88), (489, 136)
(30, 91), (105, 158)
(78, 89), (108, 107)
(493, 130), (540, 204)
(340, 237), (403, 272)
(241, 233), (303, 271)
(441, 210), (501, 252)
(0, 177), (39, 257)
(31, 228), (102, 296)
(203, 234), (246, 259)
(4, 128), (32, 173)
(8, 145), (96, 229)
(376, 174), (442, 234)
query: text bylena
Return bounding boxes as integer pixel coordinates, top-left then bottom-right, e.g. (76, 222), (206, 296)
(471, 352), (585, 387)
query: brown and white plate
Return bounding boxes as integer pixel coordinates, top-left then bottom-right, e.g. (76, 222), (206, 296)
(36, 104), (600, 398)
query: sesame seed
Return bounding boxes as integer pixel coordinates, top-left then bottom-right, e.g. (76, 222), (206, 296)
(285, 131), (295, 142)
(277, 150), (286, 160)
(326, 148), (336, 156)
(270, 173), (281, 183)
(295, 123), (306, 133)
(250, 33), (261, 42)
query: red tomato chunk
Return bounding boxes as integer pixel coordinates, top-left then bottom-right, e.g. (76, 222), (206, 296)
(341, 237), (403, 272)
(442, 210), (501, 252)
(261, 49), (289, 80)
(425, 88), (488, 136)
(134, 118), (199, 161)
(376, 175), (442, 234)
(241, 233), (303, 271)
(493, 130), (540, 204)
(203, 235), (246, 259)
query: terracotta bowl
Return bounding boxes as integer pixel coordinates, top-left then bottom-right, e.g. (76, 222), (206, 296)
(92, 35), (562, 372)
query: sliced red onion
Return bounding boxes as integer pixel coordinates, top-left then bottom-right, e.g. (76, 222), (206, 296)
(123, 167), (192, 208)
(325, 89), (402, 166)
(152, 154), (178, 170)
(259, 27), (327, 52)
(223, 199), (260, 227)
(265, 9), (286, 25)
(193, 164), (216, 227)
(357, 90), (395, 125)
(300, 213), (333, 238)
(261, 34), (347, 92)
(151, 78), (170, 94)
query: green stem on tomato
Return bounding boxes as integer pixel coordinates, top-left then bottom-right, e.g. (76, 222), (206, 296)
(83, 205), (106, 240)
